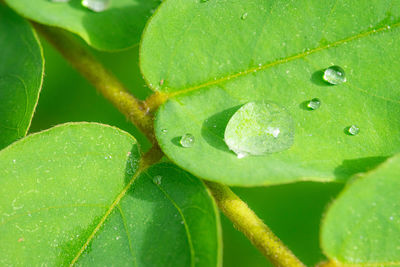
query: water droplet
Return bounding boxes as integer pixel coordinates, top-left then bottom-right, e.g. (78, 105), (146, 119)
(180, 133), (195, 148)
(323, 65), (346, 85)
(241, 12), (248, 20)
(81, 0), (110, 12)
(224, 101), (294, 158)
(307, 98), (321, 110)
(389, 216), (394, 221)
(161, 129), (168, 133)
(347, 125), (360, 136)
(153, 175), (162, 185)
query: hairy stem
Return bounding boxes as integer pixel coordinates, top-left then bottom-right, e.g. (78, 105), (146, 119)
(205, 181), (305, 267)
(33, 23), (156, 143)
(35, 23), (305, 267)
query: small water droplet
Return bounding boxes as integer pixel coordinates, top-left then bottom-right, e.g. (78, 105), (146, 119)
(347, 125), (360, 136)
(323, 65), (346, 85)
(307, 98), (321, 110)
(180, 133), (195, 148)
(81, 0), (110, 12)
(241, 12), (248, 20)
(161, 129), (168, 133)
(389, 216), (394, 221)
(116, 236), (121, 240)
(224, 101), (294, 157)
(153, 175), (162, 185)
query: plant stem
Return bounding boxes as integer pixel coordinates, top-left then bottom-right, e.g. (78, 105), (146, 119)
(32, 23), (156, 143)
(35, 23), (305, 267)
(205, 181), (306, 267)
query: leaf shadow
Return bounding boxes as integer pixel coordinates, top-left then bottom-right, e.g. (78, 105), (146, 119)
(170, 136), (182, 147)
(310, 69), (332, 87)
(201, 105), (243, 153)
(334, 156), (389, 181)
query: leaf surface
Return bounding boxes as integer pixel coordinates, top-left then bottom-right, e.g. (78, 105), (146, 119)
(0, 5), (43, 150)
(0, 123), (221, 266)
(320, 155), (400, 266)
(141, 0), (400, 185)
(4, 0), (160, 51)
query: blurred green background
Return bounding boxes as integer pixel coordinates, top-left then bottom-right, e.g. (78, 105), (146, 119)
(30, 37), (344, 267)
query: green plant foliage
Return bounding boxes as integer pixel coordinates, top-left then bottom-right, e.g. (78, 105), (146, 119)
(0, 123), (221, 266)
(0, 5), (43, 150)
(321, 155), (400, 266)
(4, 0), (160, 51)
(141, 0), (400, 186)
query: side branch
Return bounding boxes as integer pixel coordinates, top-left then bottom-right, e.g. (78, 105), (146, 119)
(205, 181), (306, 267)
(33, 23), (156, 142)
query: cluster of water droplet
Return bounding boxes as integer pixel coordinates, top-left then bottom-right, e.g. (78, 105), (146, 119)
(170, 65), (359, 158)
(51, 0), (110, 12)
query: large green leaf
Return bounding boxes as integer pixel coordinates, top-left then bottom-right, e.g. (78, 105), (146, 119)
(320, 155), (400, 266)
(4, 0), (160, 51)
(141, 0), (400, 186)
(0, 4), (44, 150)
(0, 123), (221, 266)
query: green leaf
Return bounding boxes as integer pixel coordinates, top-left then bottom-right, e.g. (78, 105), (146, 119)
(0, 4), (44, 150)
(0, 123), (221, 266)
(320, 155), (400, 266)
(4, 0), (160, 51)
(141, 0), (400, 186)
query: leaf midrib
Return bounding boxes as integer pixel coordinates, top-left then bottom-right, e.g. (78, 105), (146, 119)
(167, 22), (400, 98)
(69, 165), (145, 266)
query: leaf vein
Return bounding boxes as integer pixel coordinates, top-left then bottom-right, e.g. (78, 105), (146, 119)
(169, 22), (400, 98)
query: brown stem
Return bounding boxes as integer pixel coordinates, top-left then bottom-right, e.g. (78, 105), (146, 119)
(205, 181), (306, 267)
(34, 22), (306, 267)
(32, 23), (156, 143)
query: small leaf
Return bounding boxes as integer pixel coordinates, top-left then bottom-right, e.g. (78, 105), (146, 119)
(0, 123), (221, 266)
(142, 0), (400, 185)
(4, 0), (160, 51)
(320, 155), (400, 265)
(0, 4), (44, 150)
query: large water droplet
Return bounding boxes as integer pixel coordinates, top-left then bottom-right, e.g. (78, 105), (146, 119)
(81, 0), (110, 12)
(307, 98), (321, 110)
(180, 133), (195, 148)
(347, 125), (359, 135)
(224, 101), (294, 158)
(323, 65), (346, 85)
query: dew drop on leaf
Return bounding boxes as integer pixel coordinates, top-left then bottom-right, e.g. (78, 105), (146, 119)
(224, 101), (294, 158)
(81, 0), (110, 12)
(323, 65), (346, 85)
(153, 175), (162, 185)
(347, 125), (360, 135)
(161, 128), (168, 134)
(307, 98), (321, 110)
(180, 133), (195, 148)
(241, 12), (248, 20)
